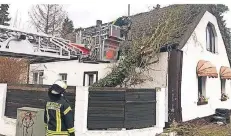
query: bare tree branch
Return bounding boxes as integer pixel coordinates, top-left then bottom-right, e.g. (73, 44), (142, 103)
(29, 4), (66, 36)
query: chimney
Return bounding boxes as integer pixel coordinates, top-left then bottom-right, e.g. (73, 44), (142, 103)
(128, 4), (130, 16)
(96, 20), (102, 26)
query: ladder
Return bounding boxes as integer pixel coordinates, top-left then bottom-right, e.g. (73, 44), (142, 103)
(76, 23), (125, 62)
(0, 25), (81, 59)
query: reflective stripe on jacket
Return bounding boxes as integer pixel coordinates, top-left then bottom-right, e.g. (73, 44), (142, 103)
(44, 97), (75, 136)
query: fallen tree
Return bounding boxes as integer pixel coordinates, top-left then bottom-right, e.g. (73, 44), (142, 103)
(92, 5), (205, 87)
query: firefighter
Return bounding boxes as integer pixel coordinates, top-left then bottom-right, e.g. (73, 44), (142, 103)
(44, 80), (75, 136)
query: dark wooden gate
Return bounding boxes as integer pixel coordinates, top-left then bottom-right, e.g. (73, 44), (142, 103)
(87, 88), (156, 130)
(87, 88), (125, 129)
(5, 84), (76, 119)
(168, 49), (183, 123)
(124, 89), (156, 129)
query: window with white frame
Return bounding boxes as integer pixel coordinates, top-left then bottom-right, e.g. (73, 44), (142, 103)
(59, 73), (68, 83)
(33, 71), (44, 84)
(206, 23), (217, 53)
(83, 71), (98, 86)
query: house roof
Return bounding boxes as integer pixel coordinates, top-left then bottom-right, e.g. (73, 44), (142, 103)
(83, 5), (230, 60)
(124, 4), (231, 65)
(121, 4), (209, 50)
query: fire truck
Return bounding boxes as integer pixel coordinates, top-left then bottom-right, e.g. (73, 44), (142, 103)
(0, 16), (131, 63)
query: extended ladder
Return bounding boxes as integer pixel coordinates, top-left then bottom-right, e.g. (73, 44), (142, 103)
(0, 25), (81, 60)
(76, 22), (125, 62)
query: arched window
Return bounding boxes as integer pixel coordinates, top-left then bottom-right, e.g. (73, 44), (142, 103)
(206, 23), (217, 53)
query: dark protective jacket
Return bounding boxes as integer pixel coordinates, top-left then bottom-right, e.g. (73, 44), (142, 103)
(44, 91), (75, 136)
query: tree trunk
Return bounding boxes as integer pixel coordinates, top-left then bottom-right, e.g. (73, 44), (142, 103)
(45, 5), (50, 34)
(52, 6), (56, 36)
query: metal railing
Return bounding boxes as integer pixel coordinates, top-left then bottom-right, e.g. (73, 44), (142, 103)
(76, 24), (124, 61)
(0, 25), (81, 59)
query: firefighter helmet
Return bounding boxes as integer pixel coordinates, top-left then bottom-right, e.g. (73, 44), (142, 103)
(49, 80), (67, 94)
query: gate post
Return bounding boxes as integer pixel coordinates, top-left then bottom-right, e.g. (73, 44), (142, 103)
(0, 84), (7, 119)
(156, 88), (166, 128)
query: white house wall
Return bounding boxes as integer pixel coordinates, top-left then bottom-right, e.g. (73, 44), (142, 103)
(30, 52), (168, 88)
(29, 60), (113, 86)
(181, 11), (231, 121)
(133, 52), (169, 88)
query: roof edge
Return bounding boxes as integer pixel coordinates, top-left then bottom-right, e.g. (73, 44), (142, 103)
(178, 9), (207, 50)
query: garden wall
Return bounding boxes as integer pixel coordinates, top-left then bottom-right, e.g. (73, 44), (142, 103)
(0, 84), (166, 136)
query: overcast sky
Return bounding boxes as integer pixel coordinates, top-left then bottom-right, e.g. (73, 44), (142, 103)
(8, 3), (159, 30)
(6, 1), (231, 32)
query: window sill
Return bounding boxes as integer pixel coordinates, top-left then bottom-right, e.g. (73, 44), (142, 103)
(197, 101), (208, 106)
(206, 50), (219, 55)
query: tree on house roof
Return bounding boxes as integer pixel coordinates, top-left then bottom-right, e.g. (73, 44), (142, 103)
(91, 4), (231, 88)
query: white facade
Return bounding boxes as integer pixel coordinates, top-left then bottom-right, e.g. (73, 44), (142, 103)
(133, 53), (169, 88)
(29, 60), (113, 86)
(181, 11), (231, 121)
(0, 84), (167, 136)
(29, 52), (169, 88)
